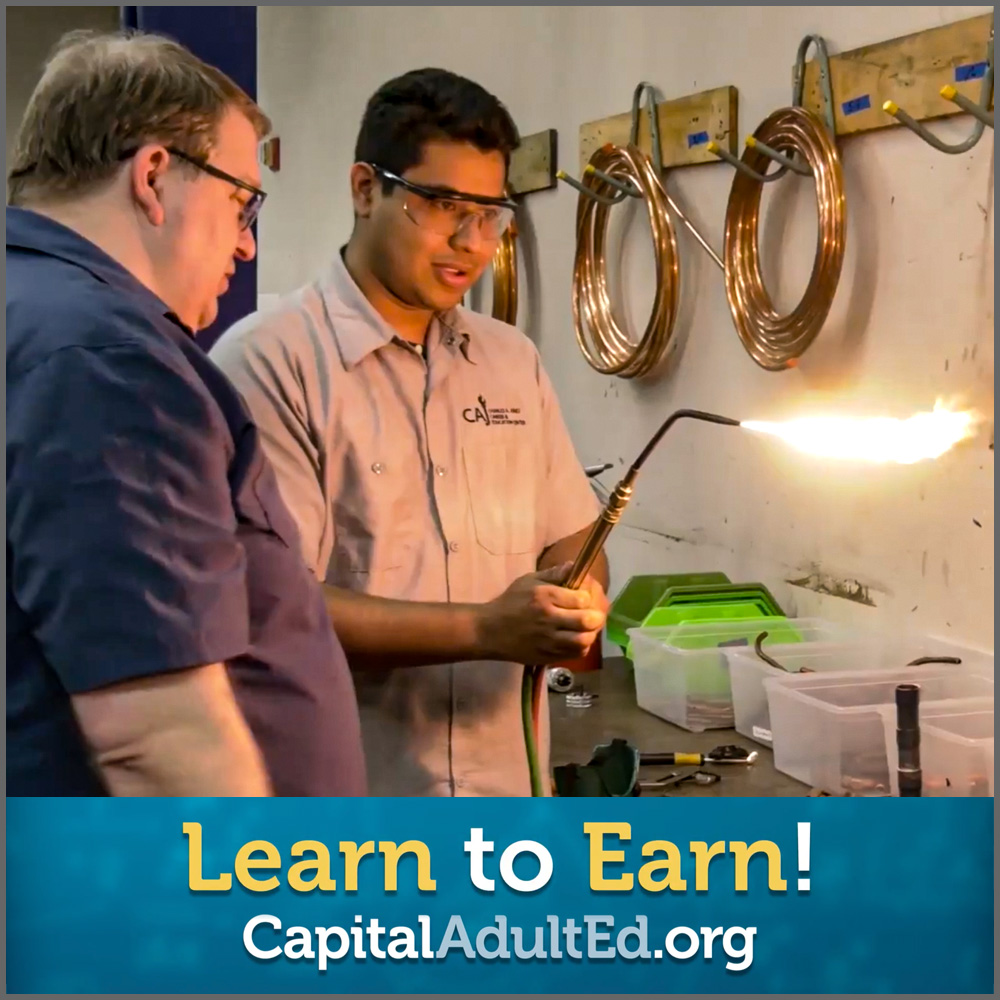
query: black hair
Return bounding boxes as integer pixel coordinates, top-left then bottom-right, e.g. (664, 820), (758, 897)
(354, 68), (520, 186)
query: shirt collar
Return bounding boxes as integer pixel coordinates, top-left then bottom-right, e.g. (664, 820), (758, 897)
(321, 248), (475, 368)
(5, 206), (190, 333)
(437, 308), (476, 363)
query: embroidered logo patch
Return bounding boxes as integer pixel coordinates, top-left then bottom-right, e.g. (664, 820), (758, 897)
(462, 395), (526, 427)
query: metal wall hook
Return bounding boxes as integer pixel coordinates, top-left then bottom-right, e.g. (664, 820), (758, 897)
(585, 164), (642, 198)
(746, 136), (813, 176)
(882, 20), (994, 154)
(561, 81), (725, 270)
(628, 79), (726, 269)
(556, 163), (645, 206)
(558, 81), (664, 207)
(630, 81), (664, 173)
(556, 168), (627, 205)
(939, 84), (994, 129)
(792, 34), (836, 135)
(707, 139), (789, 183)
(709, 33), (835, 178)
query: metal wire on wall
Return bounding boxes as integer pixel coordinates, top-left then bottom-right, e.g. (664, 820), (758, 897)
(721, 89), (847, 367)
(713, 37), (847, 370)
(569, 144), (681, 378)
(561, 41), (849, 378)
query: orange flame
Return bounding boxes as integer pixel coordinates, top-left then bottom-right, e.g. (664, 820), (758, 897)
(741, 400), (980, 464)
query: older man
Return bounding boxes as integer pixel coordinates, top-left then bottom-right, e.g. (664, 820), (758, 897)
(6, 30), (365, 796)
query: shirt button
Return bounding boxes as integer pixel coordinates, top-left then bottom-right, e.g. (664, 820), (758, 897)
(371, 462), (384, 475)
(435, 465), (447, 477)
(448, 541), (460, 553)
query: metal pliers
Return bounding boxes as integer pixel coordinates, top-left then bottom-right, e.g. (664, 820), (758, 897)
(637, 770), (722, 794)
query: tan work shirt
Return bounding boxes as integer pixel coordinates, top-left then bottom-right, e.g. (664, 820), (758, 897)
(210, 252), (598, 796)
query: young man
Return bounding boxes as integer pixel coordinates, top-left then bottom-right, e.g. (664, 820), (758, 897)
(211, 68), (608, 797)
(6, 31), (365, 797)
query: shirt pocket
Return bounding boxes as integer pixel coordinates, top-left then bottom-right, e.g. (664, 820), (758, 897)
(328, 459), (410, 586)
(462, 435), (539, 556)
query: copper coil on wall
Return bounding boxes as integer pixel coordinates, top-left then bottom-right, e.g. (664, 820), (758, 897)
(723, 105), (847, 371)
(570, 144), (680, 379)
(490, 220), (519, 325)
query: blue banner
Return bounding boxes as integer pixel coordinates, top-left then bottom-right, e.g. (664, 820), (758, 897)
(5, 798), (993, 993)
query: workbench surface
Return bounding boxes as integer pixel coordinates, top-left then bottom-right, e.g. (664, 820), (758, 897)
(549, 656), (812, 797)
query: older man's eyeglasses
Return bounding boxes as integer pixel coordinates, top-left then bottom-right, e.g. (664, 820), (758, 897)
(119, 146), (267, 230)
(165, 148), (266, 230)
(370, 164), (516, 241)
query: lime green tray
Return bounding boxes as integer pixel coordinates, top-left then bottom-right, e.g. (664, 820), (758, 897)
(606, 572), (730, 651)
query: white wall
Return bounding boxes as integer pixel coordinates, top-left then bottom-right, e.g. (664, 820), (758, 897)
(257, 6), (995, 650)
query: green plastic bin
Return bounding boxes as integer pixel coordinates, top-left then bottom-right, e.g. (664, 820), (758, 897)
(656, 583), (784, 616)
(640, 601), (770, 629)
(661, 616), (806, 650)
(606, 572), (730, 652)
(625, 602), (774, 660)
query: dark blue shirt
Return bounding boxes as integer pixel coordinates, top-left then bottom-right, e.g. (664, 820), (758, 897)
(6, 207), (367, 796)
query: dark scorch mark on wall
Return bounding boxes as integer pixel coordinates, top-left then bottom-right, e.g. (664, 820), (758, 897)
(785, 570), (878, 607)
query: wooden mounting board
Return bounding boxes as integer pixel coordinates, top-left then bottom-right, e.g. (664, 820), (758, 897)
(578, 85), (738, 172)
(800, 13), (994, 138)
(508, 129), (557, 196)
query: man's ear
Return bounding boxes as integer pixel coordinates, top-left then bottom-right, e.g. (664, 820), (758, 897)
(349, 162), (378, 218)
(129, 145), (170, 226)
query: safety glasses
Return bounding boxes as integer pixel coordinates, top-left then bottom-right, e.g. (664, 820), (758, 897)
(370, 164), (516, 241)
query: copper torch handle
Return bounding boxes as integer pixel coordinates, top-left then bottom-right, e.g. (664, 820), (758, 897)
(563, 470), (637, 591)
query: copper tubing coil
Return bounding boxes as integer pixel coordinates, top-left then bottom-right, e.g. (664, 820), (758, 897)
(723, 105), (847, 371)
(570, 144), (680, 379)
(490, 221), (518, 325)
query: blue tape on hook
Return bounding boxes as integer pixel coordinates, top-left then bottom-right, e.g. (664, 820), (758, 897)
(841, 94), (872, 116)
(955, 61), (988, 82)
(687, 131), (709, 148)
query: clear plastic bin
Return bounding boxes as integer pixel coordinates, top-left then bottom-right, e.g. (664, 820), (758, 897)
(881, 700), (994, 797)
(729, 641), (875, 746)
(626, 618), (856, 733)
(729, 636), (993, 747)
(765, 667), (995, 795)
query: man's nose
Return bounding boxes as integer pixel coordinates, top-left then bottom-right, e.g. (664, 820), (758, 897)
(449, 215), (488, 254)
(236, 224), (257, 262)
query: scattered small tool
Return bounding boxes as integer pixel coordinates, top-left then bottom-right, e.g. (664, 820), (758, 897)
(638, 769), (721, 794)
(895, 682), (922, 797)
(640, 744), (758, 767)
(547, 667), (575, 692)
